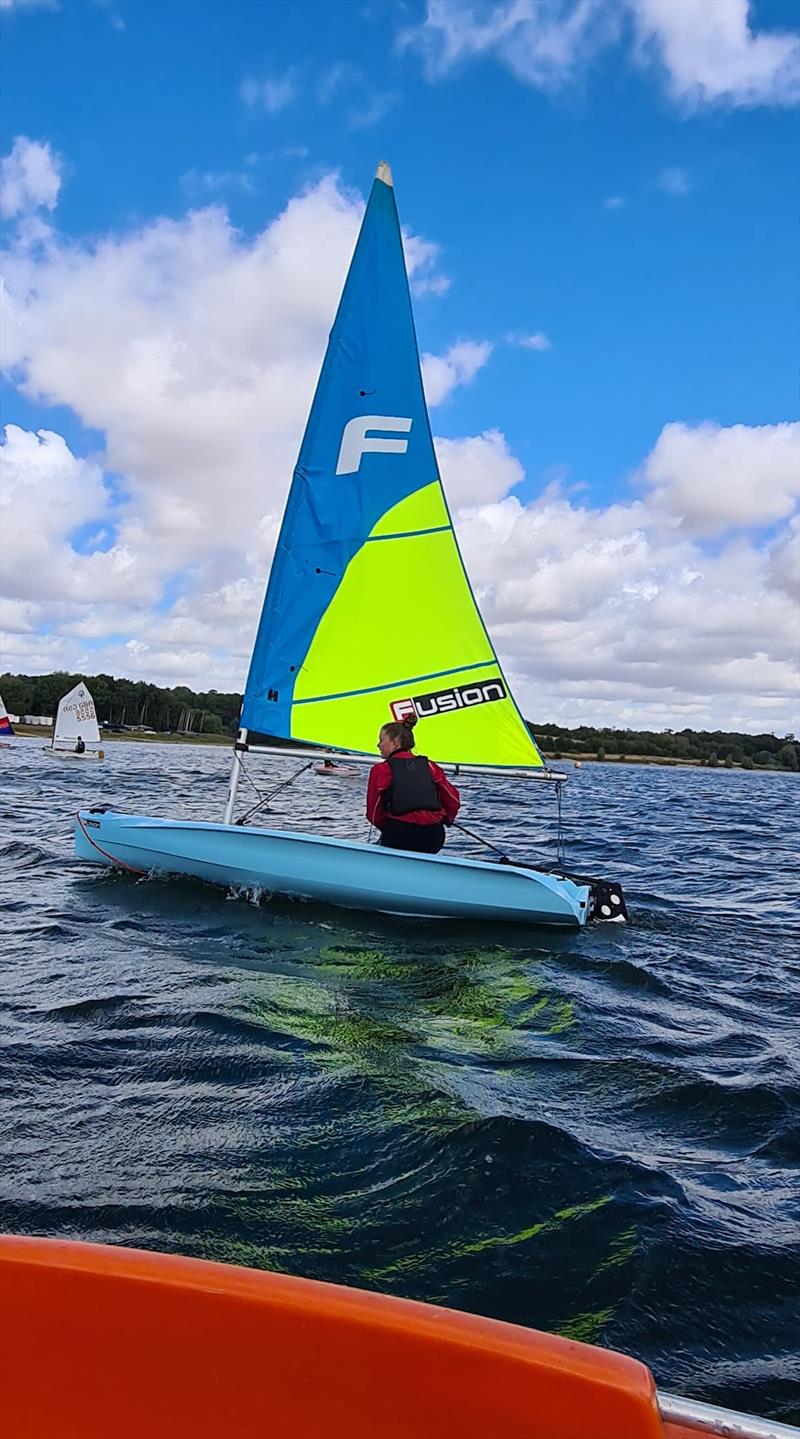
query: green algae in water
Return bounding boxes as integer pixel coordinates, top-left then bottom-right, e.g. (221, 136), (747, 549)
(555, 1306), (617, 1344)
(594, 1226), (638, 1275)
(453, 1193), (612, 1259)
(237, 941), (579, 1074)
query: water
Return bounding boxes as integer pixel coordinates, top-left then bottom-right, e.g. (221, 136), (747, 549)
(2, 738), (799, 1423)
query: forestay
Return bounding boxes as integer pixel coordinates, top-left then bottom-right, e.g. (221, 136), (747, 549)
(241, 162), (544, 772)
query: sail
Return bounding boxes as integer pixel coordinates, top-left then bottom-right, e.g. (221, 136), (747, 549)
(53, 683), (101, 750)
(0, 695), (13, 737)
(241, 163), (544, 770)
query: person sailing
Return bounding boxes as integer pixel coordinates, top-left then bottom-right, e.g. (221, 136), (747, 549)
(74, 736), (86, 755)
(366, 716), (460, 854)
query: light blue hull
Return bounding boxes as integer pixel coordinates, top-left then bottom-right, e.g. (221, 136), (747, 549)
(74, 810), (590, 927)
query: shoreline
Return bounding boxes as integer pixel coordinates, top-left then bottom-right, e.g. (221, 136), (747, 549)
(546, 753), (791, 770)
(10, 727), (793, 770)
(13, 726), (231, 747)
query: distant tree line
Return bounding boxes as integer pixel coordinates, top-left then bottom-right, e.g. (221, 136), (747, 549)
(2, 672), (798, 769)
(531, 721), (799, 771)
(1, 671), (242, 737)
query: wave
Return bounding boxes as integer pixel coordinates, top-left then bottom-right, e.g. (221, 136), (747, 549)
(1, 745), (798, 1420)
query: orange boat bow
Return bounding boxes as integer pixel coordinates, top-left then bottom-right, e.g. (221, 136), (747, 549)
(0, 1236), (784, 1439)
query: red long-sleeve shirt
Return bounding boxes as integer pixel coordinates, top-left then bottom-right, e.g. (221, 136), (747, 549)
(366, 751), (461, 830)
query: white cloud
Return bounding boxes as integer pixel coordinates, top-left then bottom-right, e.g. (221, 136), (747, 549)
(436, 428), (524, 508)
(317, 62), (401, 129)
(413, 271), (450, 298)
(240, 68), (297, 113)
(454, 483), (798, 731)
(403, 230), (451, 296)
(90, 0), (124, 29)
(348, 90), (401, 129)
(640, 421), (800, 536)
(2, 158), (797, 732)
(0, 0), (58, 9)
(318, 62), (355, 105)
(400, 0), (619, 91)
(400, 0), (800, 110)
(0, 426), (151, 606)
(3, 414), (798, 731)
(421, 340), (493, 406)
(603, 195), (626, 210)
(1, 179), (365, 567)
(432, 424), (799, 729)
(513, 331), (552, 352)
(179, 168), (255, 198)
(1, 137), (62, 219)
(0, 596), (41, 633)
(0, 167), (454, 674)
(629, 0), (800, 109)
(657, 165), (690, 195)
(767, 516), (800, 603)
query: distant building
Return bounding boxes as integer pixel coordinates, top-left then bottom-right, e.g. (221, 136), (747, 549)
(23, 715), (53, 726)
(7, 714), (20, 724)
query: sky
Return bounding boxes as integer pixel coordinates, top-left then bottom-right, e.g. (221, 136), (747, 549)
(1, 0), (799, 734)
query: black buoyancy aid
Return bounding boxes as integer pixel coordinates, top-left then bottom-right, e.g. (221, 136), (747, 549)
(386, 754), (440, 816)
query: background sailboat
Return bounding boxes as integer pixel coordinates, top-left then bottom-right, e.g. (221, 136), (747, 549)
(47, 682), (104, 760)
(0, 694), (14, 746)
(74, 164), (625, 927)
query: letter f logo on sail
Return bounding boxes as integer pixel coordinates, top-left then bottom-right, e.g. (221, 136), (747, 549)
(336, 415), (412, 475)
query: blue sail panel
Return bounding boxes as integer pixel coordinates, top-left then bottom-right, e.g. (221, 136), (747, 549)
(241, 169), (436, 740)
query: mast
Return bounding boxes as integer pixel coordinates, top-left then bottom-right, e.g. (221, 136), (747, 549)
(222, 729), (248, 824)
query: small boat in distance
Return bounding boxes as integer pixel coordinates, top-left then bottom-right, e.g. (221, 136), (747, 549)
(74, 163), (626, 926)
(314, 758), (362, 780)
(46, 682), (104, 760)
(0, 694), (14, 747)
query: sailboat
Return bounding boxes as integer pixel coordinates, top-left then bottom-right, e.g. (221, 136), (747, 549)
(74, 163), (626, 927)
(0, 696), (14, 742)
(0, 694), (14, 746)
(47, 681), (104, 761)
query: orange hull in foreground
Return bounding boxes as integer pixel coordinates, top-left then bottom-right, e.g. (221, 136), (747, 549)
(0, 1236), (792, 1439)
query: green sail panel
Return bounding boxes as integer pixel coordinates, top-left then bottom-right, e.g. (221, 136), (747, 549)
(290, 485), (543, 768)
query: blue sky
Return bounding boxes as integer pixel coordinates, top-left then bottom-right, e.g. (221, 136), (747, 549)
(1, 0), (799, 731)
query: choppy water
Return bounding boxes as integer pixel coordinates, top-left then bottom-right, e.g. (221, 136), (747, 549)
(2, 737), (799, 1423)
